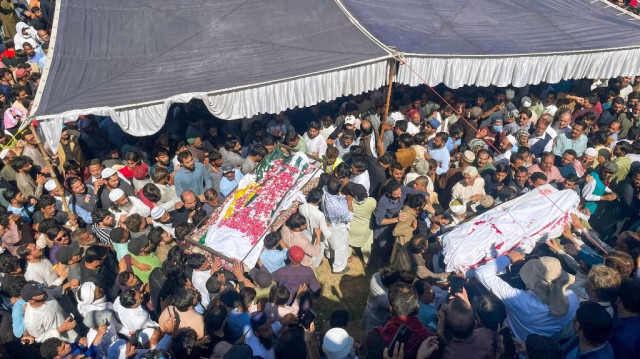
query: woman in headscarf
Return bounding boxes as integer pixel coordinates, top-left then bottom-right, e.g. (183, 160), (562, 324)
(475, 253), (579, 341)
(76, 281), (114, 317)
(13, 22), (40, 50)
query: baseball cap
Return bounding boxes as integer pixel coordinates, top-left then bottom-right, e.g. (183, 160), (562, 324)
(221, 162), (235, 173)
(602, 161), (619, 173)
(344, 115), (356, 125)
(20, 283), (45, 301)
(55, 246), (84, 264)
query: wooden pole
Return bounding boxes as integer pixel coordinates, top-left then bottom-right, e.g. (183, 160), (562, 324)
(380, 59), (396, 139)
(28, 123), (72, 215)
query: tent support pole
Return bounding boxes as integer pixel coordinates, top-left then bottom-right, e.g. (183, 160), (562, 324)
(380, 59), (396, 143)
(28, 123), (72, 216)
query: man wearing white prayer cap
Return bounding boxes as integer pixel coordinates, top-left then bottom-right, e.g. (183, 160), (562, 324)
(149, 206), (174, 235)
(100, 166), (136, 208)
(108, 188), (150, 222)
(42, 178), (94, 224)
(150, 206), (164, 221)
(519, 96), (540, 124)
(44, 178), (58, 194)
(574, 147), (597, 177)
(323, 328), (355, 359)
(492, 134), (516, 166)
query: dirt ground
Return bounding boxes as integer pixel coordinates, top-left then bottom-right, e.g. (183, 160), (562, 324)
(313, 254), (372, 340)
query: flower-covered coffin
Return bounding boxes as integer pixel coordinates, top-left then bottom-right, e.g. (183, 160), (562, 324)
(200, 147), (321, 267)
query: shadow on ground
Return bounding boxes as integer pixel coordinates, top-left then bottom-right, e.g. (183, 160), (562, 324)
(314, 255), (376, 339)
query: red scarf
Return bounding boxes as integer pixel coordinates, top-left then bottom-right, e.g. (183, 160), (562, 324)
(137, 188), (155, 209)
(377, 316), (431, 359)
(2, 49), (15, 59)
(118, 163), (148, 181)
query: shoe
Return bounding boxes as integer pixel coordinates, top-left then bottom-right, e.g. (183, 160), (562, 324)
(332, 266), (350, 274)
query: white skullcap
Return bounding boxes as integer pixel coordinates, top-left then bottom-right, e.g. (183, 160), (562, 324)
(521, 96), (532, 108)
(150, 206), (165, 220)
(584, 148), (597, 157)
(44, 179), (56, 192)
(506, 134), (517, 146)
(323, 328), (354, 359)
(101, 167), (116, 179)
(0, 148), (9, 160)
(108, 188), (125, 202)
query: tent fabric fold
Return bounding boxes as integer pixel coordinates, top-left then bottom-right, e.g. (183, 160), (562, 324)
(397, 47), (640, 89)
(32, 0), (640, 148)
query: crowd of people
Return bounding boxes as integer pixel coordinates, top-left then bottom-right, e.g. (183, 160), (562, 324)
(0, 2), (638, 359)
(0, 71), (638, 359)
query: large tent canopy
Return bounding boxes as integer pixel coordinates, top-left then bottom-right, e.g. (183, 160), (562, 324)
(33, 0), (640, 148)
(342, 0), (640, 88)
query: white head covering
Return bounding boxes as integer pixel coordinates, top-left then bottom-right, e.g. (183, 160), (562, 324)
(44, 179), (56, 192)
(323, 328), (354, 359)
(14, 22), (39, 49)
(344, 115), (356, 125)
(108, 188), (125, 202)
(584, 148), (597, 157)
(150, 206), (165, 220)
(101, 167), (116, 179)
(76, 282), (112, 316)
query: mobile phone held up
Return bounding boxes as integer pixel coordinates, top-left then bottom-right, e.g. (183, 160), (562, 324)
(388, 323), (412, 354)
(449, 275), (464, 296)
